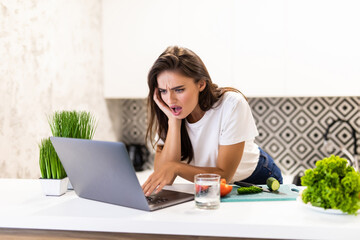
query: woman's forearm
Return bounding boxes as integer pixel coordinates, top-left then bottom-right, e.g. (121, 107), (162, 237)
(174, 162), (230, 183)
(154, 119), (182, 170)
(174, 142), (245, 183)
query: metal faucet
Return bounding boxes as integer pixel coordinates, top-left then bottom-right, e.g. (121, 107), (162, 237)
(323, 119), (358, 172)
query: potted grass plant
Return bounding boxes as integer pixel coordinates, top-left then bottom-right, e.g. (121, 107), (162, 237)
(39, 138), (69, 196)
(39, 110), (97, 195)
(48, 111), (97, 140)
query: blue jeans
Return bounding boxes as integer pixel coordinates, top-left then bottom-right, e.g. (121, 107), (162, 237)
(242, 148), (283, 184)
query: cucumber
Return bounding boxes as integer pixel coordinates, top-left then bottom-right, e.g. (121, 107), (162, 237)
(266, 177), (280, 191)
(237, 186), (263, 194)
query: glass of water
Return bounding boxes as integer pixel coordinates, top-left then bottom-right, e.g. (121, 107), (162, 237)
(194, 173), (220, 209)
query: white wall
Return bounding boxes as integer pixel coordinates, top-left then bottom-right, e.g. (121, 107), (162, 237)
(103, 0), (360, 98)
(1, 0), (359, 178)
(0, 0), (117, 178)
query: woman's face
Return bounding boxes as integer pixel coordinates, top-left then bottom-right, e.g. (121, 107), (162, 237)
(157, 70), (205, 122)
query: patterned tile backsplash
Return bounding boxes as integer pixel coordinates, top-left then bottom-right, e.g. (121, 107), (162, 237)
(120, 99), (147, 144)
(249, 97), (359, 178)
(120, 97), (360, 178)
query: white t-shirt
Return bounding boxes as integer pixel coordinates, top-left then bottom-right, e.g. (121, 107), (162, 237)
(158, 91), (260, 182)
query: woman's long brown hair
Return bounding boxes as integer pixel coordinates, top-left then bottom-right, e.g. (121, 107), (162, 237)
(146, 46), (243, 163)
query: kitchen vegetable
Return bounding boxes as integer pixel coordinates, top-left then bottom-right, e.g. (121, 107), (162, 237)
(301, 155), (360, 215)
(266, 177), (280, 191)
(195, 185), (209, 194)
(220, 178), (232, 197)
(237, 186), (263, 194)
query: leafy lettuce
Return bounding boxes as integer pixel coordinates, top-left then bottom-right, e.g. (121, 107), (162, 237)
(301, 155), (360, 215)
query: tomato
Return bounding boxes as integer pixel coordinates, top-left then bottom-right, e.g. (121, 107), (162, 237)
(220, 178), (233, 197)
(195, 185), (209, 193)
(220, 183), (232, 197)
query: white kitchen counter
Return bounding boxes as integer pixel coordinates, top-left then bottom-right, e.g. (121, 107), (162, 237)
(0, 177), (359, 240)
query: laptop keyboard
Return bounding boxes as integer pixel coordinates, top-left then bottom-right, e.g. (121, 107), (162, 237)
(146, 196), (169, 204)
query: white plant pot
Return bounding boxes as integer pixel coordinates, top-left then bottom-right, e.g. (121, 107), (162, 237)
(39, 177), (69, 196)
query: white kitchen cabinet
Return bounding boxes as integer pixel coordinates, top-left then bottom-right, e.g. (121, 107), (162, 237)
(103, 0), (360, 98)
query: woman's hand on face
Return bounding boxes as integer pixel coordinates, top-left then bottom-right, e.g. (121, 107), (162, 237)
(141, 162), (178, 196)
(153, 88), (177, 121)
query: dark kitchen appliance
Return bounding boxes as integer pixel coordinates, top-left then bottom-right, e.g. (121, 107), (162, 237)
(127, 144), (149, 171)
(292, 171), (304, 186)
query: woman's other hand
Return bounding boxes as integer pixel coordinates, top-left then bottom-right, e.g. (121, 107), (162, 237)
(141, 162), (178, 196)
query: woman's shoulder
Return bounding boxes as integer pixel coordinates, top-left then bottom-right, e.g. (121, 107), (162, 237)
(221, 91), (247, 105)
(211, 90), (247, 112)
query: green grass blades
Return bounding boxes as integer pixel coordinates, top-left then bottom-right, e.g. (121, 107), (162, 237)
(39, 138), (67, 179)
(48, 111), (97, 139)
(301, 155), (360, 215)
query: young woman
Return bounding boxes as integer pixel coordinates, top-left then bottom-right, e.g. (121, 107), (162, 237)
(142, 46), (282, 196)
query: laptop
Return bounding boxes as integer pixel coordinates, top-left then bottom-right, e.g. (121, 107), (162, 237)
(50, 137), (194, 211)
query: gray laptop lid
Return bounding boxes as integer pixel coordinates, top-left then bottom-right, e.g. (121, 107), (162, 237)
(50, 137), (193, 211)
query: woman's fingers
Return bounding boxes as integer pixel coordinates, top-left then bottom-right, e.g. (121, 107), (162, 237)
(141, 171), (154, 188)
(153, 88), (160, 104)
(141, 162), (177, 196)
(141, 168), (175, 196)
(142, 183), (153, 196)
(142, 174), (155, 196)
(155, 181), (167, 194)
(153, 89), (164, 108)
(142, 173), (162, 196)
(144, 180), (163, 196)
(153, 88), (172, 118)
(145, 181), (161, 196)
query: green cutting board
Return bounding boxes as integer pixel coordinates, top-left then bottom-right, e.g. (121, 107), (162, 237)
(221, 184), (300, 202)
